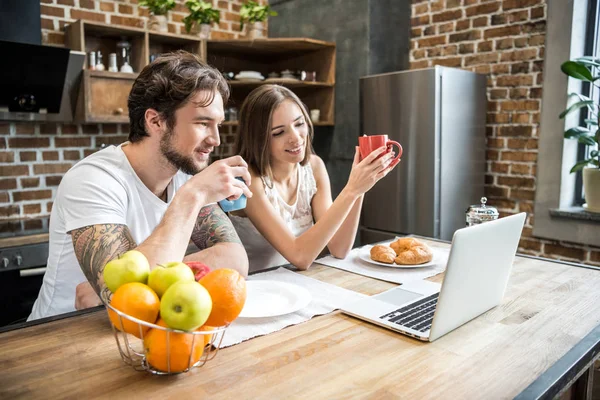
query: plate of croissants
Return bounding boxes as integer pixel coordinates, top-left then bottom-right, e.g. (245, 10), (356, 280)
(358, 237), (438, 268)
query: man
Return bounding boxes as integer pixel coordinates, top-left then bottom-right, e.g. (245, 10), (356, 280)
(29, 51), (252, 320)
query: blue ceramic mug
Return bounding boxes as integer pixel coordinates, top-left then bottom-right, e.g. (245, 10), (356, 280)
(218, 177), (247, 212)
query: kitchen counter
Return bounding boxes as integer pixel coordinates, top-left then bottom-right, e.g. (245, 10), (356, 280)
(0, 217), (49, 248)
(2, 239), (600, 398)
(0, 233), (49, 248)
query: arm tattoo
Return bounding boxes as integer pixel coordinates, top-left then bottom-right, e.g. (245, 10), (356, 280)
(190, 204), (242, 250)
(70, 224), (137, 296)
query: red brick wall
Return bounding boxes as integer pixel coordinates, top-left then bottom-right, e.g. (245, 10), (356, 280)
(410, 0), (600, 266)
(40, 0), (263, 45)
(0, 0), (261, 221)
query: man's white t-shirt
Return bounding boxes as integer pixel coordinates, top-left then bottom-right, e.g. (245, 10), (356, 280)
(28, 143), (190, 320)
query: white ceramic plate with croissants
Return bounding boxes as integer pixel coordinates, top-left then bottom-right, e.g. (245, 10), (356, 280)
(358, 238), (441, 268)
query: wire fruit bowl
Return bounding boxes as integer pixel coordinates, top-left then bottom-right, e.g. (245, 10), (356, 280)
(101, 288), (228, 375)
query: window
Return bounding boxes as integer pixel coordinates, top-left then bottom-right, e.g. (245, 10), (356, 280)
(575, 0), (600, 205)
(533, 0), (600, 248)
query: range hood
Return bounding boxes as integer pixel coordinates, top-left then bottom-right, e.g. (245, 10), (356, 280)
(0, 41), (84, 122)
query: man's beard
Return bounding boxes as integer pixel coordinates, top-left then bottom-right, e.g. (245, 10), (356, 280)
(160, 128), (205, 175)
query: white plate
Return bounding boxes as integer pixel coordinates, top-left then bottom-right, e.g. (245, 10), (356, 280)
(234, 76), (264, 82)
(358, 245), (441, 269)
(238, 281), (312, 318)
(235, 73), (264, 80)
(239, 70), (262, 76)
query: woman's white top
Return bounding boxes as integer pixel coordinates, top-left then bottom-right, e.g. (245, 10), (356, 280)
(230, 163), (317, 273)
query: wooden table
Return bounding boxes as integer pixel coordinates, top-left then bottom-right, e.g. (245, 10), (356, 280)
(2, 239), (600, 399)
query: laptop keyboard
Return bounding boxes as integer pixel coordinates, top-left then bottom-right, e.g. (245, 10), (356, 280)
(379, 293), (439, 333)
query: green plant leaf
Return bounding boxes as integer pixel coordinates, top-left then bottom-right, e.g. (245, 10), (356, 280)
(139, 0), (176, 15)
(591, 150), (599, 158)
(574, 58), (600, 68)
(561, 61), (595, 82)
(570, 158), (592, 173)
(577, 56), (600, 63)
(559, 100), (595, 119)
(184, 0), (220, 26)
(585, 118), (598, 125)
(568, 92), (592, 102)
(564, 126), (592, 138)
(240, 0), (277, 25)
(183, 15), (192, 33)
(578, 135), (597, 146)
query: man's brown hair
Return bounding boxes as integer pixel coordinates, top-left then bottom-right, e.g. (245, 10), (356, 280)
(235, 85), (314, 179)
(128, 50), (229, 143)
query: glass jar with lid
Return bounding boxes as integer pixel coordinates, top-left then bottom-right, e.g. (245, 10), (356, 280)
(466, 197), (499, 226)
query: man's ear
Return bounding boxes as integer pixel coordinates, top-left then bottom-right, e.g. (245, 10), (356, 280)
(144, 108), (164, 137)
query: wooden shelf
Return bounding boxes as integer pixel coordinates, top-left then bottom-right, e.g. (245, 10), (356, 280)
(65, 20), (335, 126)
(207, 38), (335, 57)
(87, 70), (138, 79)
(74, 20), (146, 37)
(207, 39), (336, 125)
(228, 80), (333, 88)
(148, 31), (202, 44)
(220, 120), (334, 127)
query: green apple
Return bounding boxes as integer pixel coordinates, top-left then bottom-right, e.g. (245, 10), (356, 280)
(147, 262), (195, 298)
(160, 281), (213, 331)
(103, 250), (150, 293)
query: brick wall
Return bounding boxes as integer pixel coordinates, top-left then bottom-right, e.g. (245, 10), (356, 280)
(410, 0), (600, 266)
(0, 0), (261, 221)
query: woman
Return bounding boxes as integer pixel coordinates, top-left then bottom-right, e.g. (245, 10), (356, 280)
(231, 85), (398, 272)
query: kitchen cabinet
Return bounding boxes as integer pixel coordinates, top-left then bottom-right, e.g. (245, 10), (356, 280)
(65, 20), (203, 124)
(64, 20), (335, 126)
(207, 38), (336, 126)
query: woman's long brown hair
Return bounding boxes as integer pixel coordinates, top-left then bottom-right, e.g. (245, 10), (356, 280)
(235, 85), (314, 180)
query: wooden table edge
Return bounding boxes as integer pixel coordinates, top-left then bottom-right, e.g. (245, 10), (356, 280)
(515, 322), (600, 400)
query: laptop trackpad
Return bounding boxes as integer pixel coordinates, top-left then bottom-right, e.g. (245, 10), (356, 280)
(373, 288), (423, 307)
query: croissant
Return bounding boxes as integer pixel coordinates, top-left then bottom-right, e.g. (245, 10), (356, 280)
(390, 238), (433, 265)
(370, 245), (396, 264)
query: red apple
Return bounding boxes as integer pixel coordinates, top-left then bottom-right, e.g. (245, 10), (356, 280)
(185, 261), (211, 281)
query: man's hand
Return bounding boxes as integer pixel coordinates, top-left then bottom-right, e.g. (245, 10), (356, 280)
(75, 281), (102, 310)
(185, 156), (253, 204)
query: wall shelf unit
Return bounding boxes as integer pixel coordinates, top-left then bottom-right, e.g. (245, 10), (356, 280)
(65, 20), (335, 127)
(207, 38), (336, 126)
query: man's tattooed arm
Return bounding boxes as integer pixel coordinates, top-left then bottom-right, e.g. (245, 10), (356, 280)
(190, 204), (242, 250)
(70, 224), (137, 295)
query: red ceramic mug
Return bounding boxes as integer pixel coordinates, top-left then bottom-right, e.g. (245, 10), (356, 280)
(358, 134), (403, 167)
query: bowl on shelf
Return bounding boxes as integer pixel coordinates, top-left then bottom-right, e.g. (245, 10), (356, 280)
(235, 71), (264, 81)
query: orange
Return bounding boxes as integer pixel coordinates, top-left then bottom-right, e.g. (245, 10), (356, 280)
(198, 325), (216, 347)
(144, 319), (205, 373)
(108, 282), (160, 339)
(199, 269), (246, 326)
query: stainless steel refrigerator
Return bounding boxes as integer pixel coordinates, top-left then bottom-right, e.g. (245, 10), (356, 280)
(359, 66), (487, 243)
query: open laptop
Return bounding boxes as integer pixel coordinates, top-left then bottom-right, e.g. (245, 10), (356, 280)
(342, 213), (526, 342)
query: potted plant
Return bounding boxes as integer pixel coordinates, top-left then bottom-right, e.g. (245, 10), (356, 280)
(183, 0), (220, 39)
(560, 56), (600, 212)
(139, 0), (176, 33)
(239, 1), (277, 40)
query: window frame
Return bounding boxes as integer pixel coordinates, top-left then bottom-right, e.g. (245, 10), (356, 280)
(533, 0), (600, 247)
(574, 0), (599, 205)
